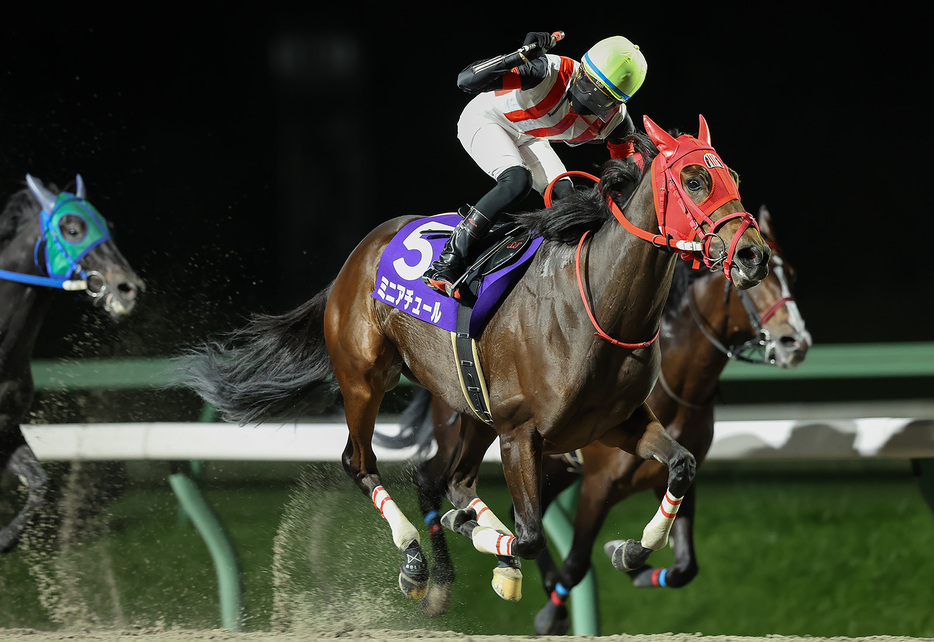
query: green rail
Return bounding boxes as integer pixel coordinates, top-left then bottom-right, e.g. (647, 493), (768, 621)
(29, 342), (934, 392)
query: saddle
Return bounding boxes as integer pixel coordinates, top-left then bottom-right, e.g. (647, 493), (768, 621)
(372, 212), (544, 427)
(423, 217), (536, 305)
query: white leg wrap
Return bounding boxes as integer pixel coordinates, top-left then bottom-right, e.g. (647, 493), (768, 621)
(469, 498), (514, 535)
(372, 486), (420, 551)
(470, 524), (515, 557)
(640, 490), (683, 551)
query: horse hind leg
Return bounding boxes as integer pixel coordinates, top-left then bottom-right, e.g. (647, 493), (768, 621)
(339, 384), (428, 600)
(0, 444), (49, 554)
(412, 454), (454, 616)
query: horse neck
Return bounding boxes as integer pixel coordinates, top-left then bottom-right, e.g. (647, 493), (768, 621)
(657, 274), (735, 412)
(586, 173), (676, 342)
(0, 223), (53, 367)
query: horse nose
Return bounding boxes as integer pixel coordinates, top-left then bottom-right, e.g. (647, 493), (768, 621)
(736, 243), (770, 270)
(775, 331), (811, 367)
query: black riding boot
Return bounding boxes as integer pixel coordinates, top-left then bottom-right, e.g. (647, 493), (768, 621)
(422, 205), (496, 299)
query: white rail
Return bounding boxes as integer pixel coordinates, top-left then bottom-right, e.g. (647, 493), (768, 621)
(23, 403), (934, 462)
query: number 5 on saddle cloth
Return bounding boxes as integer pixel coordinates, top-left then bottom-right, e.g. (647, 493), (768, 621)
(372, 212), (543, 425)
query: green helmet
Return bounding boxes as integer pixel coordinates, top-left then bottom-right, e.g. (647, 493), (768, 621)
(571, 36), (647, 118)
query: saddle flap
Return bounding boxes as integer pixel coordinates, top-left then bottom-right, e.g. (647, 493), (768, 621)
(372, 213), (543, 337)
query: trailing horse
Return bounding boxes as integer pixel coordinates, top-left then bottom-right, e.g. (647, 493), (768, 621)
(180, 115), (770, 604)
(386, 206), (810, 625)
(0, 175), (144, 553)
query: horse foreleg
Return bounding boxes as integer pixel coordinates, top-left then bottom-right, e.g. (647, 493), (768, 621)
(629, 483), (699, 588)
(0, 443), (49, 554)
(439, 416), (523, 601)
(599, 403), (696, 571)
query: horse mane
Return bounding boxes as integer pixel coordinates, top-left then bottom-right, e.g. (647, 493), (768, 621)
(508, 131), (659, 243)
(0, 185), (45, 249)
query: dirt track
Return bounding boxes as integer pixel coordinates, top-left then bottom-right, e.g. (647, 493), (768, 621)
(0, 631), (927, 642)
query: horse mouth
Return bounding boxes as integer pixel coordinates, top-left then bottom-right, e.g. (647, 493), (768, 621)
(729, 261), (770, 290)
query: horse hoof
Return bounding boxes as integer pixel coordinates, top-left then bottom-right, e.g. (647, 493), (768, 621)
(605, 538), (651, 572)
(398, 542), (429, 600)
(534, 600), (570, 635)
(491, 565), (522, 601)
(419, 582), (452, 617)
(441, 507), (476, 533)
(399, 571), (429, 600)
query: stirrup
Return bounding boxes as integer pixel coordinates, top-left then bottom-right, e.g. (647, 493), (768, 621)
(422, 274), (461, 299)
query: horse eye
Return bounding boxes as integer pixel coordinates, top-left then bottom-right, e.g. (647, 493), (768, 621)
(58, 214), (88, 242)
(686, 178), (702, 191)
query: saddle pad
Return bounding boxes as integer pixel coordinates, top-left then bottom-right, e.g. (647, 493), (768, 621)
(372, 213), (543, 336)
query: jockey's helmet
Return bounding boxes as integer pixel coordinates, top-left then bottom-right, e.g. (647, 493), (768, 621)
(569, 36), (647, 120)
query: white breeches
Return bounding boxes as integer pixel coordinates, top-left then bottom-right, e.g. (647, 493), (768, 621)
(457, 104), (568, 196)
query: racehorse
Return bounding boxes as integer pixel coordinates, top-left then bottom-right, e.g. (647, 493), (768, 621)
(384, 205), (811, 626)
(0, 175), (144, 553)
(180, 115), (771, 604)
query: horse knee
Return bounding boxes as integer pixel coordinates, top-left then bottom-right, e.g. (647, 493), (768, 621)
(512, 530), (547, 560)
(668, 449), (696, 498)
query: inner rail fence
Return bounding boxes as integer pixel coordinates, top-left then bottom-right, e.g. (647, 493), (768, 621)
(21, 341), (934, 634)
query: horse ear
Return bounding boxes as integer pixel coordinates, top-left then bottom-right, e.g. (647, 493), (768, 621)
(697, 114), (711, 145)
(26, 174), (58, 213)
(75, 174), (86, 199)
(643, 115), (678, 157)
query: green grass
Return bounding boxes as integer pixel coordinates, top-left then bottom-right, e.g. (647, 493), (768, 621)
(1, 460), (933, 637)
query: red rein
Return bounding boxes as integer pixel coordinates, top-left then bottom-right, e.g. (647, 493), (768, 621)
(575, 229), (661, 349)
(545, 171), (662, 349)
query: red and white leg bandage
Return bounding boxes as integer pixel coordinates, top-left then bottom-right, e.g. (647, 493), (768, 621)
(640, 490), (683, 551)
(371, 485), (420, 551)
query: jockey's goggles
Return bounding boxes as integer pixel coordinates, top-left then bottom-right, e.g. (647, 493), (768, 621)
(568, 67), (622, 122)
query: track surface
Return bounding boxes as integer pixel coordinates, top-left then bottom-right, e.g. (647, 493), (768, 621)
(0, 631), (926, 642)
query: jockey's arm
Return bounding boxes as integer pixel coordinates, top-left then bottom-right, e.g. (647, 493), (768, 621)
(606, 112), (637, 162)
(457, 56), (550, 94)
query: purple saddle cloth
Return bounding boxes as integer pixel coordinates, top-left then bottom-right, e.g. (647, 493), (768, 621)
(371, 213), (543, 336)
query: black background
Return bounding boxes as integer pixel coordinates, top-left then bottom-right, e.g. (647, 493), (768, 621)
(1, 6), (927, 359)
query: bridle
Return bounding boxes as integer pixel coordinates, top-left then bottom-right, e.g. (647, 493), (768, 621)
(687, 243), (795, 366)
(544, 114), (760, 349)
(0, 174), (111, 297)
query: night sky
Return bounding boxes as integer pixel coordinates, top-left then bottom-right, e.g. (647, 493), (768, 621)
(1, 6), (928, 359)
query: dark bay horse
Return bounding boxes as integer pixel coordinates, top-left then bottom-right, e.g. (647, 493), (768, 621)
(386, 206), (810, 625)
(0, 175), (144, 553)
(180, 115), (771, 604)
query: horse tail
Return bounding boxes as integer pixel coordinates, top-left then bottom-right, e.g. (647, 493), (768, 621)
(177, 282), (339, 424)
(373, 386), (436, 456)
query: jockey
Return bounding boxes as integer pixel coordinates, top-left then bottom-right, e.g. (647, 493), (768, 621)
(423, 32), (648, 299)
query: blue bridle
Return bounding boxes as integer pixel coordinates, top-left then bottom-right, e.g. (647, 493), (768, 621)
(0, 174), (113, 293)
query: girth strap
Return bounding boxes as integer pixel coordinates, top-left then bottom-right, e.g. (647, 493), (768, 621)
(451, 304), (495, 426)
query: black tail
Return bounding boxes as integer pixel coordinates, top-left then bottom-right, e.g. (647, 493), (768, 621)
(177, 282), (339, 424)
(373, 386), (437, 457)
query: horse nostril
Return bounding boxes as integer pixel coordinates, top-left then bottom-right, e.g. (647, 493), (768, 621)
(737, 244), (770, 268)
(779, 335), (799, 349)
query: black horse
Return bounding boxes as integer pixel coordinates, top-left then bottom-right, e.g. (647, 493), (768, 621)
(0, 175), (144, 553)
